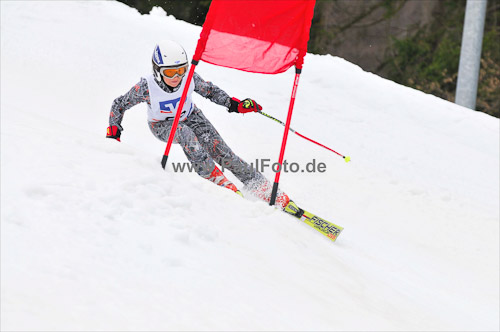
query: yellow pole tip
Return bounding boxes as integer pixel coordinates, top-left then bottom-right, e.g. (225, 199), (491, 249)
(345, 156), (351, 163)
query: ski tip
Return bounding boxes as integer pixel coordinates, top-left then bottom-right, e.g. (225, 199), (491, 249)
(328, 229), (343, 242)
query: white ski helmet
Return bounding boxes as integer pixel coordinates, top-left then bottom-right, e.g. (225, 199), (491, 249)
(152, 40), (188, 82)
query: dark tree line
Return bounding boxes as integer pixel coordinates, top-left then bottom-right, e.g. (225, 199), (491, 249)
(119, 0), (499, 117)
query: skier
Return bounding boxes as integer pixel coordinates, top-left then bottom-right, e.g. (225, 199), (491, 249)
(106, 40), (298, 213)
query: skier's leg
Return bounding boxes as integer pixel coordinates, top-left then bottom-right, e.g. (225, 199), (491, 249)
(149, 120), (240, 193)
(187, 108), (291, 208)
(185, 108), (255, 182)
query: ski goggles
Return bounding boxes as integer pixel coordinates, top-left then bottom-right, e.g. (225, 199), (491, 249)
(160, 65), (188, 78)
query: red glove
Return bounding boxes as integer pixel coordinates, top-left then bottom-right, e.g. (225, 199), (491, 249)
(106, 125), (122, 142)
(229, 97), (262, 113)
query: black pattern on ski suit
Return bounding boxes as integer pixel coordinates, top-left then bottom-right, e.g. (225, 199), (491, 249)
(109, 73), (268, 188)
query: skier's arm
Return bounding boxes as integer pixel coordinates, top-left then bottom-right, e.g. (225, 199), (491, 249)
(107, 78), (149, 141)
(193, 73), (262, 114)
(193, 72), (233, 108)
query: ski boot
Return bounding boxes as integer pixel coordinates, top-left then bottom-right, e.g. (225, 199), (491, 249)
(206, 166), (243, 197)
(246, 180), (293, 209)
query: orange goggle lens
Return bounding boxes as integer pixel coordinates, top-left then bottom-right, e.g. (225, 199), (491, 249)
(161, 66), (187, 78)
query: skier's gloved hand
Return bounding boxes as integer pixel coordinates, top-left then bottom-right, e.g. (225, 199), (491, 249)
(106, 125), (122, 142)
(229, 97), (262, 114)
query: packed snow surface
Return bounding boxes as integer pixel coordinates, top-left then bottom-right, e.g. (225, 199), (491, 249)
(1, 1), (499, 331)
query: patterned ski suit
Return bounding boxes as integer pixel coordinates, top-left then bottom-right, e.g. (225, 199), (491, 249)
(108, 73), (288, 206)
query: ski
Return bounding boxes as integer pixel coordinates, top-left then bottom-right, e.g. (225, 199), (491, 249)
(284, 201), (343, 242)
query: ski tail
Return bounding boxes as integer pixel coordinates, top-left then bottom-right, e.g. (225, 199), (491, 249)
(284, 201), (343, 242)
(300, 210), (343, 242)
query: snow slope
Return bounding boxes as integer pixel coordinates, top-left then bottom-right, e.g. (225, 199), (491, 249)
(1, 1), (499, 331)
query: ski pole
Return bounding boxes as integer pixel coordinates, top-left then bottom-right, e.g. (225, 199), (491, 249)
(257, 111), (351, 162)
